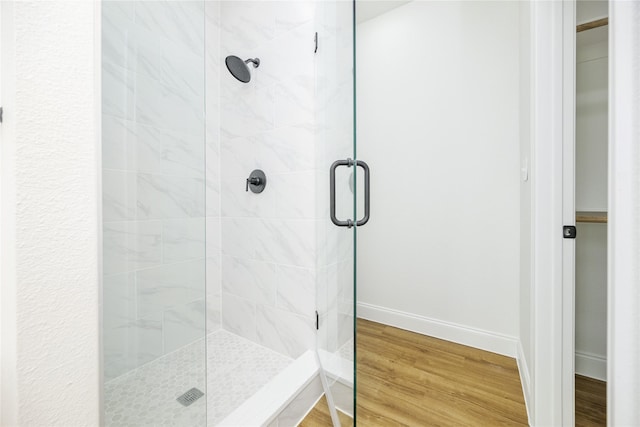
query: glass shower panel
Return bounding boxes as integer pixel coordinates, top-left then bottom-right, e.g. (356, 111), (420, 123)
(101, 2), (207, 426)
(315, 0), (357, 422)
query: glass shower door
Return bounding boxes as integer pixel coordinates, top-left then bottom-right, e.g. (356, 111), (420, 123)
(101, 2), (207, 425)
(315, 1), (358, 424)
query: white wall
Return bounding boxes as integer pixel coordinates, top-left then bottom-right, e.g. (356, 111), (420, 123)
(576, 31), (608, 212)
(575, 26), (608, 380)
(1, 1), (100, 425)
(518, 0), (533, 418)
(356, 1), (410, 24)
(575, 223), (607, 378)
(356, 1), (521, 355)
(577, 0), (608, 24)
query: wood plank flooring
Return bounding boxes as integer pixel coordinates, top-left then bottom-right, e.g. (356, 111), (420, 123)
(299, 396), (354, 427)
(575, 374), (606, 426)
(301, 319), (528, 426)
(301, 320), (609, 426)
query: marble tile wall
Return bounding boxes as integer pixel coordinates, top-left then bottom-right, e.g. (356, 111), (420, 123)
(217, 1), (319, 359)
(102, 1), (213, 381)
(205, 0), (223, 354)
(102, 0), (354, 382)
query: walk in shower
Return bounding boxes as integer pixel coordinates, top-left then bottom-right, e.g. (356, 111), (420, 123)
(101, 1), (356, 425)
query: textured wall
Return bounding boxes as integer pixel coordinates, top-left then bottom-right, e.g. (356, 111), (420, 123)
(10, 1), (100, 425)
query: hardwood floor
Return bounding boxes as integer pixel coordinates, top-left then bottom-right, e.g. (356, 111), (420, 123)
(301, 319), (528, 426)
(575, 374), (606, 426)
(299, 396), (354, 427)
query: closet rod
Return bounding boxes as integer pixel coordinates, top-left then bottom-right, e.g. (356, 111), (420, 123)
(576, 212), (608, 224)
(577, 17), (608, 33)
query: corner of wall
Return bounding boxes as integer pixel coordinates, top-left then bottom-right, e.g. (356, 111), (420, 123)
(0, 2), (19, 424)
(517, 1), (535, 424)
(516, 340), (534, 426)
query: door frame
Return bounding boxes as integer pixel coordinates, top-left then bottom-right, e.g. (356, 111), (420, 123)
(607, 1), (640, 424)
(560, 0), (576, 425)
(528, 0), (574, 424)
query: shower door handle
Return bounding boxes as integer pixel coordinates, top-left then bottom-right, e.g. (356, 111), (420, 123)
(330, 158), (370, 228)
(330, 159), (354, 228)
(356, 160), (370, 227)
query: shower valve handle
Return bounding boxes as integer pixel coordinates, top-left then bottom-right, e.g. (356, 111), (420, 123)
(246, 169), (267, 194)
(246, 177), (261, 192)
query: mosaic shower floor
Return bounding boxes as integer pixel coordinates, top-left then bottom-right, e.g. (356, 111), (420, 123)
(104, 330), (293, 426)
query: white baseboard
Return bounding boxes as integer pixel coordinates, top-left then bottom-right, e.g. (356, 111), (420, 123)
(575, 351), (607, 381)
(516, 341), (533, 426)
(357, 302), (518, 357)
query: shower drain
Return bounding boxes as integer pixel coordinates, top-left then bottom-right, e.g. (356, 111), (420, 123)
(176, 387), (204, 407)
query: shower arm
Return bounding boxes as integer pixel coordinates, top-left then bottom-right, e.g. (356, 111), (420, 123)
(244, 58), (260, 68)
